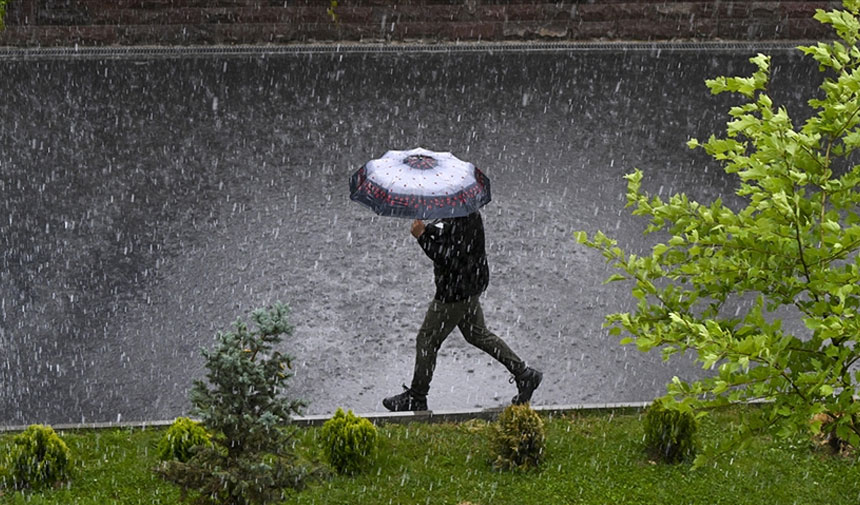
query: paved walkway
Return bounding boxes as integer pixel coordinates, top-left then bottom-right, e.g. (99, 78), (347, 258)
(1, 42), (813, 426)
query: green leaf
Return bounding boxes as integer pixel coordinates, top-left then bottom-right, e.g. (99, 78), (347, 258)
(668, 236), (685, 246)
(604, 274), (627, 283)
(821, 220), (841, 233)
(652, 243), (669, 257)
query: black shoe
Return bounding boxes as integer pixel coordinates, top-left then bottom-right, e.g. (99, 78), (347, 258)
(511, 367), (542, 405)
(382, 385), (428, 412)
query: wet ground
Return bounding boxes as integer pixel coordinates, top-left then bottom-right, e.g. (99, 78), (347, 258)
(1, 44), (819, 425)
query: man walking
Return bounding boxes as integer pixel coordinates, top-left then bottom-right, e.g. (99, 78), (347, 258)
(382, 211), (542, 412)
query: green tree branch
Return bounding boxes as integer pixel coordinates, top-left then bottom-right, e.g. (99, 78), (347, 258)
(577, 0), (860, 461)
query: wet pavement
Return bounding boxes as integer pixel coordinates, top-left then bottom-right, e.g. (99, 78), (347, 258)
(1, 44), (819, 425)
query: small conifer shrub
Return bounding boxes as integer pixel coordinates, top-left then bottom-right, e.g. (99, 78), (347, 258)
(489, 404), (545, 471)
(320, 408), (378, 475)
(157, 417), (212, 462)
(2, 424), (72, 489)
(155, 302), (313, 505)
(643, 402), (698, 464)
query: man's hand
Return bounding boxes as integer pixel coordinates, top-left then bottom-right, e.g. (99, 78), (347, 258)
(411, 219), (426, 238)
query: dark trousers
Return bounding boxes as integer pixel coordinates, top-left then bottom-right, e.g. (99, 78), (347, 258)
(410, 295), (526, 395)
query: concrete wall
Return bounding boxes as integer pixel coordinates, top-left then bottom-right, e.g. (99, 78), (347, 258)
(0, 1), (843, 47)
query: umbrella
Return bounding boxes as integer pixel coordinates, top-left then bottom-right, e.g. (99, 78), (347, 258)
(349, 147), (491, 219)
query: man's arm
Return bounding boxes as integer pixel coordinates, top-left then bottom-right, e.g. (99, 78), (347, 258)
(413, 219), (452, 265)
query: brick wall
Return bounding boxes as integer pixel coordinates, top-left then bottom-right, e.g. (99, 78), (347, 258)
(0, 1), (843, 47)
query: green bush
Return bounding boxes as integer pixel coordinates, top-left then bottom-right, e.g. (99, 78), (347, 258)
(155, 302), (314, 505)
(157, 417), (212, 462)
(320, 408), (378, 475)
(643, 402), (698, 464)
(2, 424), (72, 489)
(489, 404), (546, 471)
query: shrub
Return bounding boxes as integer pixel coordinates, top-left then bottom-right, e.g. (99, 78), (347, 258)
(2, 424), (72, 489)
(643, 402), (697, 464)
(155, 302), (314, 505)
(320, 408), (378, 475)
(157, 417), (212, 463)
(489, 404), (545, 471)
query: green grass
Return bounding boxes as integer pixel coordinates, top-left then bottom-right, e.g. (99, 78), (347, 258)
(2, 409), (858, 504)
(0, 427), (180, 504)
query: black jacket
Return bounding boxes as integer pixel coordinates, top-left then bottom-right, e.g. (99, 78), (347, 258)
(416, 211), (490, 303)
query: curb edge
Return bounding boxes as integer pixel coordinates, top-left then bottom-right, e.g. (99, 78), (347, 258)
(0, 402), (651, 432)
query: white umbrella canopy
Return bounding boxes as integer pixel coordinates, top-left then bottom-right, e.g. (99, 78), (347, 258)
(349, 147), (491, 219)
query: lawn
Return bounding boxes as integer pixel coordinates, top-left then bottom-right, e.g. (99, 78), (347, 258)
(2, 408), (858, 505)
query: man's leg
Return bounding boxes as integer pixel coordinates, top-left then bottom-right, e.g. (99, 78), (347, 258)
(458, 295), (542, 404)
(410, 298), (469, 395)
(457, 296), (527, 376)
(383, 298), (470, 412)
